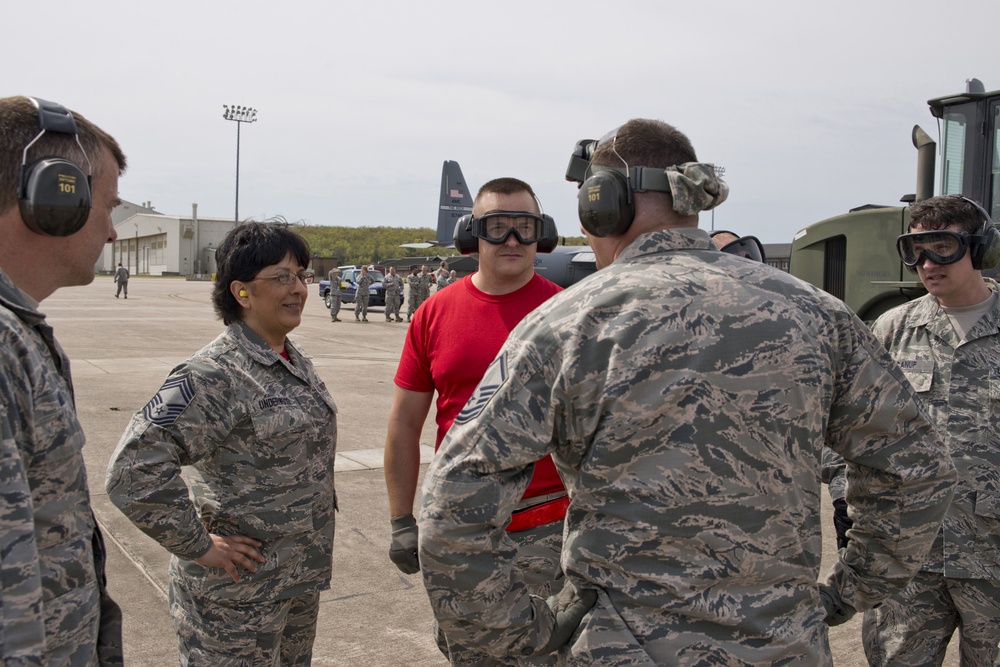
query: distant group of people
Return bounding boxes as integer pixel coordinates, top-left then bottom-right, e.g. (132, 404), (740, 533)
(1, 94), (995, 667)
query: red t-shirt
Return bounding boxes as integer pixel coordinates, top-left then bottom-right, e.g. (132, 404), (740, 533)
(395, 273), (565, 500)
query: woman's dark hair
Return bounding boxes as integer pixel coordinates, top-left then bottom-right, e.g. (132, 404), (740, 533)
(212, 219), (311, 324)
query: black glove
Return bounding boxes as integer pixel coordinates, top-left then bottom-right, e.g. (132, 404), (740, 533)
(533, 580), (597, 655)
(389, 514), (419, 574)
(832, 498), (853, 550)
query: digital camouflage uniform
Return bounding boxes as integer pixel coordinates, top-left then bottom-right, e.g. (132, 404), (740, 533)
(384, 273), (404, 322)
(106, 321), (337, 665)
(114, 265), (129, 298)
(859, 280), (1000, 667)
(419, 229), (958, 666)
(355, 272), (375, 321)
(328, 269), (342, 321)
(408, 272), (431, 320)
(0, 269), (123, 665)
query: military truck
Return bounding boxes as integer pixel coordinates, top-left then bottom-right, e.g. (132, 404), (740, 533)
(789, 79), (1000, 321)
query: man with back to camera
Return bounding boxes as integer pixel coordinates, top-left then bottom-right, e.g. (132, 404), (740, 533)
(855, 195), (1000, 666)
(416, 119), (959, 664)
(0, 96), (127, 664)
(384, 177), (566, 666)
(114, 261), (129, 298)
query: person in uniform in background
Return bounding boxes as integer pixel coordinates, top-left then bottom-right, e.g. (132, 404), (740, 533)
(417, 118), (958, 664)
(405, 266), (421, 322)
(385, 177), (565, 666)
(354, 264), (373, 323)
(435, 265), (450, 291)
(434, 260), (449, 291)
(710, 229), (766, 262)
(328, 266), (342, 322)
(858, 195), (1000, 667)
(384, 265), (404, 322)
(106, 221), (337, 666)
(114, 261), (129, 298)
(0, 95), (126, 665)
(413, 265), (433, 315)
(447, 269), (458, 286)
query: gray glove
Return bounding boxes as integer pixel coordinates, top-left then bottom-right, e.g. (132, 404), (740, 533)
(389, 514), (419, 574)
(818, 583), (856, 626)
(533, 580), (597, 656)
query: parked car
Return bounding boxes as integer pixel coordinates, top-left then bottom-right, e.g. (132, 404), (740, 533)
(318, 266), (400, 308)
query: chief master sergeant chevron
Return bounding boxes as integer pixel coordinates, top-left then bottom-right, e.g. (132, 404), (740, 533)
(417, 118), (959, 665)
(0, 95), (127, 664)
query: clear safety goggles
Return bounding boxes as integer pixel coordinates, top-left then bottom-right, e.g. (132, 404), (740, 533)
(896, 230), (973, 267)
(471, 211), (545, 245)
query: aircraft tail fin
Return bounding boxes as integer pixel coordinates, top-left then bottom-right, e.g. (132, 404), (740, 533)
(400, 160), (474, 249)
(437, 160), (473, 245)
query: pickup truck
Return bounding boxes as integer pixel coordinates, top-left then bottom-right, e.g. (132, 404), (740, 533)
(318, 266), (400, 308)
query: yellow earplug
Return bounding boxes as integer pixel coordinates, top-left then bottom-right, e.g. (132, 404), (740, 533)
(239, 289), (248, 297)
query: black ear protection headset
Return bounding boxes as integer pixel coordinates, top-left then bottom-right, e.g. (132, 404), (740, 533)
(959, 196), (1000, 270)
(453, 192), (559, 255)
(17, 97), (93, 237)
(901, 195), (1000, 272)
(565, 126), (676, 238)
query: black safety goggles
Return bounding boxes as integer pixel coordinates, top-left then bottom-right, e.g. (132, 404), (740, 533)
(471, 211), (545, 245)
(896, 230), (974, 267)
(717, 235), (765, 262)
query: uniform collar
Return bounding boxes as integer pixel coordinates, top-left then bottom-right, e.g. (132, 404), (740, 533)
(616, 228), (714, 263)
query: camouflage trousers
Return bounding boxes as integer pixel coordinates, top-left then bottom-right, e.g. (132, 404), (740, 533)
(329, 292), (341, 320)
(862, 570), (1000, 667)
(169, 582), (320, 666)
(354, 294), (370, 319)
(408, 293), (425, 318)
(435, 520), (564, 667)
(385, 294), (401, 320)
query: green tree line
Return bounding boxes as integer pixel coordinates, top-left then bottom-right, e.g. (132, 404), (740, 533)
(293, 225), (588, 265)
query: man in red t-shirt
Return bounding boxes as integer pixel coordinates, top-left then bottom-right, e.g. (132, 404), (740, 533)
(384, 176), (565, 665)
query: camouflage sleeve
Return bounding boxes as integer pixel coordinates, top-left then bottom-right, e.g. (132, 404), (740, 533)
(419, 317), (565, 657)
(106, 359), (238, 561)
(824, 315), (956, 611)
(0, 402), (46, 664)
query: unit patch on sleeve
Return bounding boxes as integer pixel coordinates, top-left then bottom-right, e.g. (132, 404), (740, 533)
(455, 353), (508, 425)
(142, 373), (196, 425)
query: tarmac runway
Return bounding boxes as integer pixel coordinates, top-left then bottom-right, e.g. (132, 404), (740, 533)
(43, 276), (955, 666)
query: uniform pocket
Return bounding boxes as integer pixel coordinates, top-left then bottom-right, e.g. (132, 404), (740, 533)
(250, 405), (313, 486)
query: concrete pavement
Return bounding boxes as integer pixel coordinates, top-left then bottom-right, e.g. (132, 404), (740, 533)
(41, 276), (955, 666)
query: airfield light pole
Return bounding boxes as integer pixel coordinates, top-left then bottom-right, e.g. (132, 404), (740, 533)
(711, 165), (726, 231)
(222, 105), (258, 224)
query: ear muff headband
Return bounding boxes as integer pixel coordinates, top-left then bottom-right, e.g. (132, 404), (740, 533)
(18, 97), (93, 237)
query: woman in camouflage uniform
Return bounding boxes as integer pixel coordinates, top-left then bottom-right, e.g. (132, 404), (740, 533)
(107, 221), (337, 666)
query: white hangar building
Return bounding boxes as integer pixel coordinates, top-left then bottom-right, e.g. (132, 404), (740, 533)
(100, 201), (236, 277)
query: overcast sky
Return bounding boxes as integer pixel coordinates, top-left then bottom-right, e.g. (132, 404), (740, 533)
(6, 0), (997, 243)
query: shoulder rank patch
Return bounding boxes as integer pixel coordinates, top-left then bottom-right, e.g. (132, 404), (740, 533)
(455, 353), (508, 425)
(142, 374), (196, 426)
